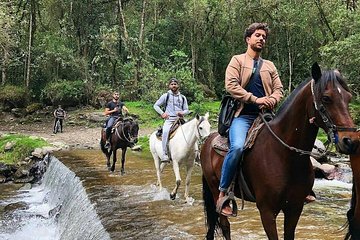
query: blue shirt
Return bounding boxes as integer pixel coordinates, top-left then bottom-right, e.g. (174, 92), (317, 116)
(241, 60), (266, 115)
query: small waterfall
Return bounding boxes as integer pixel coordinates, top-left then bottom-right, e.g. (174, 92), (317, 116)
(0, 155), (110, 240)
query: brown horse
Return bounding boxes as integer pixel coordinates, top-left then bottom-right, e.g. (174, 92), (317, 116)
(100, 117), (139, 174)
(344, 130), (360, 239)
(201, 63), (358, 239)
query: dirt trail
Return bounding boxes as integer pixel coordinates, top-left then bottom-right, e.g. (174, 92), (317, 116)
(0, 112), (153, 149)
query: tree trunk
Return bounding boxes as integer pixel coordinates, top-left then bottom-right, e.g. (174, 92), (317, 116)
(136, 0), (147, 93)
(1, 47), (8, 85)
(286, 29), (293, 92)
(25, 9), (33, 88)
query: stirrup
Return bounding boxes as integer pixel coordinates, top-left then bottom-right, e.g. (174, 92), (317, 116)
(216, 192), (238, 217)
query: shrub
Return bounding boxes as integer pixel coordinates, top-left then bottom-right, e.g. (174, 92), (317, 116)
(0, 85), (29, 111)
(42, 80), (87, 106)
(26, 103), (44, 114)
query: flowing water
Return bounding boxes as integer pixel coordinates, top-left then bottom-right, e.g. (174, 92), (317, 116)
(0, 149), (353, 239)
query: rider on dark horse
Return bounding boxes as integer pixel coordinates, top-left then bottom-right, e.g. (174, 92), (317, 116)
(104, 91), (129, 148)
(217, 23), (284, 217)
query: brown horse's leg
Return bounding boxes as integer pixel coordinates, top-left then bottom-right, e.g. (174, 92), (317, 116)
(258, 208), (279, 240)
(120, 147), (127, 175)
(283, 203), (304, 240)
(202, 175), (219, 240)
(111, 149), (117, 172)
(219, 215), (231, 240)
(100, 130), (112, 169)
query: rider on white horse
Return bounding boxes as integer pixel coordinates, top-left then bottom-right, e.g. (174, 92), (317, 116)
(153, 78), (189, 163)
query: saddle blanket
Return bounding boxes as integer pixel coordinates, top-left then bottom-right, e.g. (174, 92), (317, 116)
(211, 116), (264, 156)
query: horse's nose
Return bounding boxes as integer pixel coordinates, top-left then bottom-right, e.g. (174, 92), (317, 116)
(338, 137), (358, 154)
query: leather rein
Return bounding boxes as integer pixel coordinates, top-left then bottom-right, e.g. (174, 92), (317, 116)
(261, 79), (358, 160)
(115, 119), (137, 144)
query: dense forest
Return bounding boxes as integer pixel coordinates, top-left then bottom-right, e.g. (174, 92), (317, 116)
(0, 0), (359, 109)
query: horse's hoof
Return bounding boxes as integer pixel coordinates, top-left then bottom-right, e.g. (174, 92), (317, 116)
(121, 170), (125, 175)
(170, 193), (176, 200)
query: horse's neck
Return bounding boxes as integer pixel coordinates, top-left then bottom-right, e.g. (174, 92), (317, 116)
(176, 119), (198, 145)
(272, 85), (318, 150)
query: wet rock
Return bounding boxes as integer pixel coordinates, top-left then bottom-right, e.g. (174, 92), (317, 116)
(311, 157), (339, 180)
(14, 164), (31, 179)
(32, 148), (44, 158)
(4, 202), (29, 213)
(0, 163), (17, 178)
(0, 175), (6, 183)
(13, 176), (34, 183)
(131, 145), (142, 151)
(49, 204), (62, 221)
(312, 139), (329, 163)
(19, 183), (32, 190)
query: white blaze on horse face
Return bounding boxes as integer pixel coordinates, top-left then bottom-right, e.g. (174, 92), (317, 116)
(337, 87), (342, 94)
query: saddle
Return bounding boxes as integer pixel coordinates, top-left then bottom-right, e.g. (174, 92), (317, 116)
(211, 114), (272, 207)
(211, 116), (264, 156)
(156, 118), (186, 141)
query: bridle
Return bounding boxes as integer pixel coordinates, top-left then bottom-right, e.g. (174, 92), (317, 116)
(115, 118), (138, 144)
(180, 116), (207, 146)
(310, 79), (358, 144)
(261, 79), (358, 159)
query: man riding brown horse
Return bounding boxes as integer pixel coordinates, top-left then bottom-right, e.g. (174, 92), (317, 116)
(104, 91), (129, 148)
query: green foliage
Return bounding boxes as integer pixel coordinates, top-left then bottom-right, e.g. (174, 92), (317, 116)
(349, 101), (360, 126)
(42, 80), (88, 106)
(0, 134), (49, 164)
(126, 101), (163, 129)
(137, 135), (150, 153)
(0, 85), (29, 109)
(25, 103), (44, 114)
(139, 49), (203, 104)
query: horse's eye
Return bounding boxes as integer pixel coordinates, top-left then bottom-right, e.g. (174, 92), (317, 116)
(321, 96), (331, 104)
(199, 127), (203, 130)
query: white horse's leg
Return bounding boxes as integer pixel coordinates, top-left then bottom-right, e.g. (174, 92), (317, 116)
(184, 159), (195, 202)
(170, 159), (181, 200)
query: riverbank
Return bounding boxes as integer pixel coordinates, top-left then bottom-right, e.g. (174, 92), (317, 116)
(0, 110), (154, 150)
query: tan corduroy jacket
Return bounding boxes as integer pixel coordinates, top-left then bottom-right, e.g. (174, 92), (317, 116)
(225, 53), (283, 117)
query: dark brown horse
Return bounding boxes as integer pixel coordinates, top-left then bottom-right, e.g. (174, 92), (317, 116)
(201, 63), (358, 239)
(344, 130), (360, 239)
(100, 117), (139, 174)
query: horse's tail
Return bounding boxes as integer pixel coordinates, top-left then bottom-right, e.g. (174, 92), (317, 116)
(202, 175), (219, 240)
(100, 128), (108, 154)
(345, 183), (360, 240)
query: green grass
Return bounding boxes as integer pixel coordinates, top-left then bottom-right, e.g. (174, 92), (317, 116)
(0, 134), (49, 164)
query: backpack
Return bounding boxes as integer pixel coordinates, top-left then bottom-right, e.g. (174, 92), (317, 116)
(163, 92), (186, 111)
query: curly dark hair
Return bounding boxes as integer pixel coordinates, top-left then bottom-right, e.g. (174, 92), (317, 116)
(243, 23), (269, 43)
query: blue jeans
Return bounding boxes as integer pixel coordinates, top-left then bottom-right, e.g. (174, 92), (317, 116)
(105, 116), (118, 139)
(219, 114), (257, 192)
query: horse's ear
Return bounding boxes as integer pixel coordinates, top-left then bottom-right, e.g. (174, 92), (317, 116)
(204, 112), (209, 119)
(311, 62), (322, 82)
(196, 114), (200, 120)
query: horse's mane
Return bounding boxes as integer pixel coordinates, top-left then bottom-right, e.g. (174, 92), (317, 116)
(276, 79), (310, 116)
(276, 69), (350, 116)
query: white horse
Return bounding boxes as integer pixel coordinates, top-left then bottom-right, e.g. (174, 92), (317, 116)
(149, 113), (211, 202)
